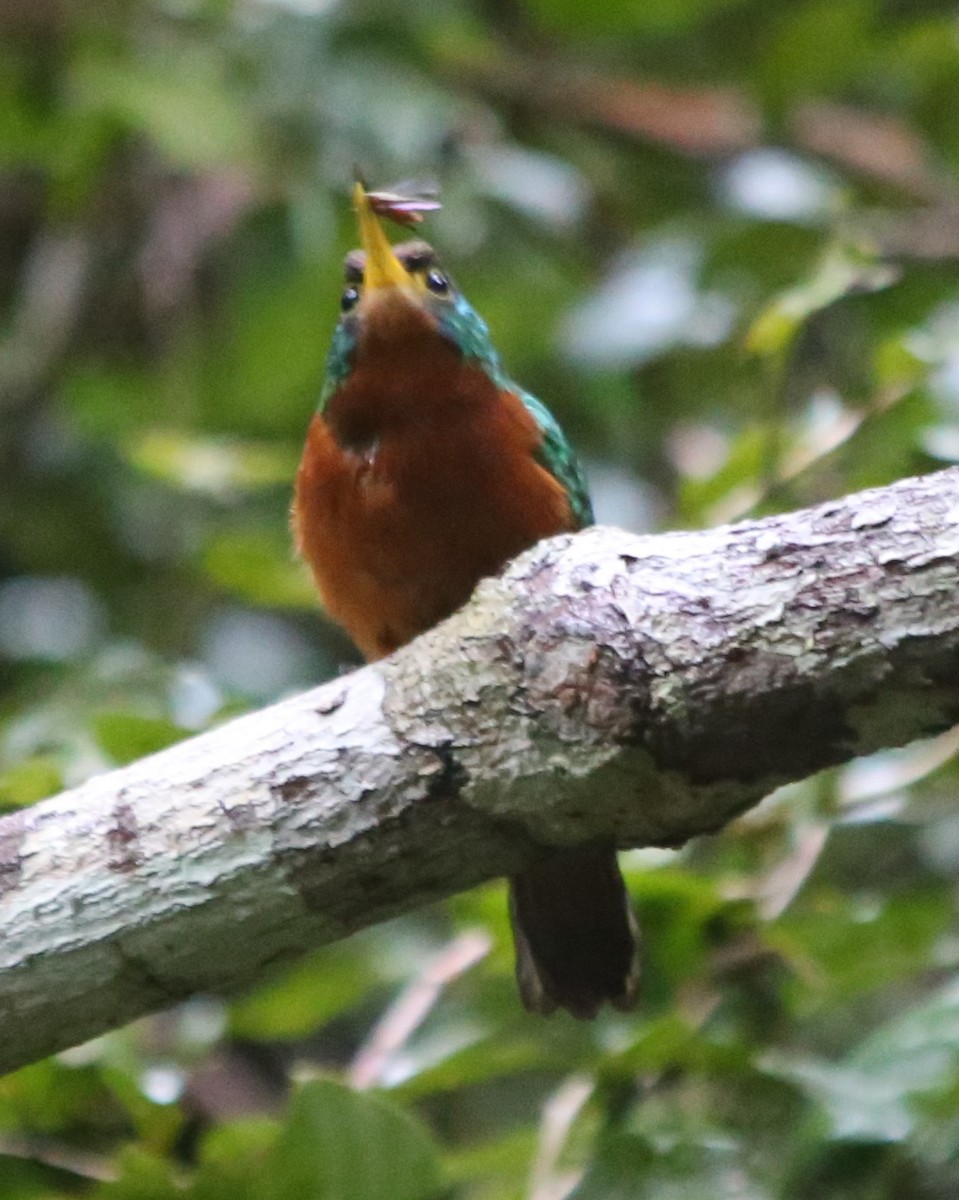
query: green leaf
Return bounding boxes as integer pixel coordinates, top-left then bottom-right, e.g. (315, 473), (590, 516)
(570, 1131), (764, 1200)
(202, 530), (317, 609)
(746, 243), (899, 358)
(74, 48), (252, 168)
(0, 757), (62, 810)
(127, 432), (297, 498)
(767, 978), (959, 1145)
(391, 1031), (553, 1099)
(92, 713), (188, 765)
(0, 1058), (120, 1135)
(443, 1125), (537, 1189)
(229, 946), (377, 1041)
(93, 1147), (180, 1200)
(760, 0), (874, 105)
(263, 1080), (442, 1200)
(765, 1056), (915, 1144)
(193, 1118), (282, 1200)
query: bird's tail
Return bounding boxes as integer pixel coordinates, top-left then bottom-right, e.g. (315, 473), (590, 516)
(508, 846), (639, 1019)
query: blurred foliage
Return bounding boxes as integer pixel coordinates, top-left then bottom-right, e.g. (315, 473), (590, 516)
(3, 0), (959, 1195)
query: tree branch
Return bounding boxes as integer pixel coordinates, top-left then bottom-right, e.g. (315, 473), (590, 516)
(2, 468), (959, 1074)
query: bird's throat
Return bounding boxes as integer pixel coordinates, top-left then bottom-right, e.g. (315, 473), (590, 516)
(325, 305), (492, 453)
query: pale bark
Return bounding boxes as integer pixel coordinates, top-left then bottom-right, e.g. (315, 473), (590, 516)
(1, 467), (959, 1074)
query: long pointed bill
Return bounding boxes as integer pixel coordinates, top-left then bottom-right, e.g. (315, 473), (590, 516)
(352, 182), (415, 291)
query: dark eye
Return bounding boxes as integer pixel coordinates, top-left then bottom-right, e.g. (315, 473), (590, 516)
(425, 269), (449, 295)
(341, 286), (360, 312)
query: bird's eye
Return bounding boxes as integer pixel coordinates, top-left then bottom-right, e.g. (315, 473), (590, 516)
(341, 286), (360, 312)
(425, 270), (449, 295)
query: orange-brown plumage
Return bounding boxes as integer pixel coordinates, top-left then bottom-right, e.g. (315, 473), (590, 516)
(294, 296), (574, 660)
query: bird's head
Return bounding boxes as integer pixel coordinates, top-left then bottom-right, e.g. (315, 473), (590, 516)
(319, 184), (502, 404)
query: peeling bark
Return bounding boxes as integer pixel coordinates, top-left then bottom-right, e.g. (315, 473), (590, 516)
(1, 468), (958, 1073)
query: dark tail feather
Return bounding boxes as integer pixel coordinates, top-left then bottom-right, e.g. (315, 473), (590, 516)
(508, 846), (639, 1019)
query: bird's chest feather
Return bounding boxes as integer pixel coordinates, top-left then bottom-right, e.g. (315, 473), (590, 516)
(293, 348), (574, 660)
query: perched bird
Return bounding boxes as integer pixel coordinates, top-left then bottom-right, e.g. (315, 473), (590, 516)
(293, 183), (639, 1018)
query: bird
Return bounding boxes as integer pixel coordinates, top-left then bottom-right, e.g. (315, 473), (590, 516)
(292, 182), (639, 1018)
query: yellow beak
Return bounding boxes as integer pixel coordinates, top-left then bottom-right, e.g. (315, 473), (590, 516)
(352, 182), (415, 290)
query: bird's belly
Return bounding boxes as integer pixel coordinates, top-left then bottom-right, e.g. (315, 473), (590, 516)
(294, 414), (573, 660)
(298, 458), (515, 658)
